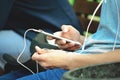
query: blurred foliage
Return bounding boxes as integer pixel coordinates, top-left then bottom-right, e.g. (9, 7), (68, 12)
(68, 0), (101, 35)
(68, 0), (101, 6)
(68, 0), (75, 6)
(87, 0), (101, 2)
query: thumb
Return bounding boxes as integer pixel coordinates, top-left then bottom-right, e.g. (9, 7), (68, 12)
(61, 25), (69, 33)
(35, 46), (44, 54)
(35, 46), (49, 54)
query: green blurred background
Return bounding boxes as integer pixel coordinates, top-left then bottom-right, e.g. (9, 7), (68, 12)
(68, 0), (101, 6)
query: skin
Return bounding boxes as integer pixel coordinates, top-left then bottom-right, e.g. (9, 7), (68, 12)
(32, 25), (120, 70)
(47, 25), (85, 51)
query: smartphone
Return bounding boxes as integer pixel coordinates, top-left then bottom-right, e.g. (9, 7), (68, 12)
(36, 29), (81, 45)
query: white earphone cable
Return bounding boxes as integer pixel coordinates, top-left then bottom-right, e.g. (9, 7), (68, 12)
(113, 0), (120, 51)
(81, 0), (104, 52)
(17, 29), (41, 74)
(17, 0), (104, 73)
(17, 0), (119, 75)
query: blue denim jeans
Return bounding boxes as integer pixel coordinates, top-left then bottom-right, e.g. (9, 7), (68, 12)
(0, 30), (31, 70)
(0, 68), (67, 80)
(17, 68), (67, 80)
(0, 69), (31, 80)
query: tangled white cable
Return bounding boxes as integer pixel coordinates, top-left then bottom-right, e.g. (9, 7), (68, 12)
(17, 0), (120, 75)
(17, 0), (104, 74)
(17, 29), (41, 74)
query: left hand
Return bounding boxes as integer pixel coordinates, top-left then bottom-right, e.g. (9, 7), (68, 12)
(32, 46), (77, 70)
(47, 25), (84, 51)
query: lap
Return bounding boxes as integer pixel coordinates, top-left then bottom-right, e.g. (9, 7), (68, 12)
(17, 68), (67, 80)
(0, 68), (67, 80)
(0, 69), (31, 80)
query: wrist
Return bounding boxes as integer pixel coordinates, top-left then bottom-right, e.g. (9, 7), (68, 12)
(78, 35), (85, 45)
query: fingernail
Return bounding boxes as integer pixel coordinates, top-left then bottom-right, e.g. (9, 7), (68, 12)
(63, 27), (68, 32)
(62, 25), (68, 32)
(35, 46), (40, 49)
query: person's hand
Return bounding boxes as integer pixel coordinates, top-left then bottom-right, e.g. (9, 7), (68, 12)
(32, 46), (79, 70)
(47, 25), (84, 51)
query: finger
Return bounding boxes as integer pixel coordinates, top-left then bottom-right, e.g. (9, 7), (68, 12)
(47, 36), (53, 40)
(46, 31), (62, 40)
(61, 25), (74, 38)
(58, 42), (75, 49)
(32, 52), (46, 62)
(35, 46), (41, 52)
(61, 25), (69, 33)
(58, 42), (80, 51)
(53, 32), (62, 38)
(32, 52), (40, 60)
(47, 32), (62, 40)
(35, 46), (47, 54)
(55, 39), (66, 45)
(65, 45), (80, 51)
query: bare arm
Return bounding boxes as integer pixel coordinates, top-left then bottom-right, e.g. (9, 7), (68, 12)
(32, 46), (120, 70)
(70, 49), (120, 69)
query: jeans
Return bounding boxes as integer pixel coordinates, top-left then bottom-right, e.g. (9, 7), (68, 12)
(0, 68), (67, 80)
(0, 30), (31, 70)
(0, 69), (31, 80)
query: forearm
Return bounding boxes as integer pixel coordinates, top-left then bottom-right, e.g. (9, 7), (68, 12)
(68, 49), (120, 69)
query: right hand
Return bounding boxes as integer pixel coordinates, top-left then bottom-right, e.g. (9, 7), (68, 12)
(47, 25), (84, 51)
(32, 46), (81, 70)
